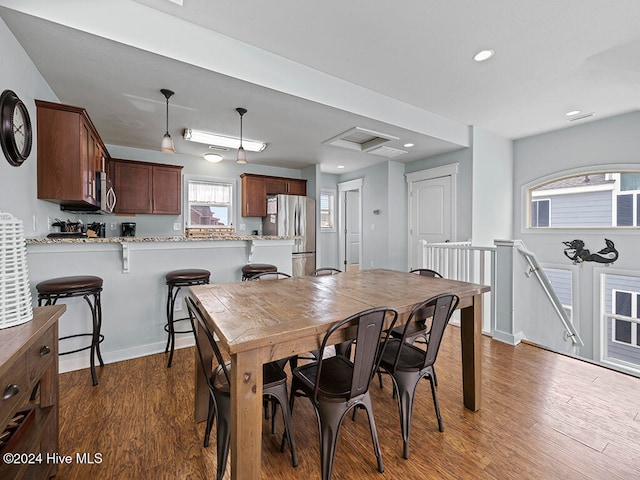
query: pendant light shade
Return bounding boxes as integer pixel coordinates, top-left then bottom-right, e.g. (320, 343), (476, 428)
(161, 89), (175, 153)
(235, 107), (247, 164)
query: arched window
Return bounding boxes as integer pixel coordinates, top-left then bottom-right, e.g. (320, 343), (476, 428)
(528, 172), (640, 228)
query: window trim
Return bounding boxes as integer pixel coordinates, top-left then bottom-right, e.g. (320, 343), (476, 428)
(612, 288), (640, 348)
(183, 174), (236, 229)
(320, 188), (337, 232)
(521, 164), (640, 234)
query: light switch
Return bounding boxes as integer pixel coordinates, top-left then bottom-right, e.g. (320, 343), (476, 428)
(370, 224), (376, 231)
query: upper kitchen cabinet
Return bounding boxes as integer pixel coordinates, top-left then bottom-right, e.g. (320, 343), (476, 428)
(35, 100), (108, 209)
(112, 159), (182, 215)
(241, 173), (307, 217)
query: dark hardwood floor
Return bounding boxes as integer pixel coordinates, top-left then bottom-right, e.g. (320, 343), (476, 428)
(55, 326), (640, 479)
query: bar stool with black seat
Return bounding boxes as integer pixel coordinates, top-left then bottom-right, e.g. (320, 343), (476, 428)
(36, 275), (105, 386)
(241, 263), (277, 281)
(165, 268), (210, 368)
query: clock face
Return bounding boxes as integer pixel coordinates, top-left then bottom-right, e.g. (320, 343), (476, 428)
(13, 106), (26, 153)
(1, 90), (32, 166)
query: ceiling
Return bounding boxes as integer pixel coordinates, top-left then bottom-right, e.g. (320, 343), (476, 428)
(2, 0), (640, 174)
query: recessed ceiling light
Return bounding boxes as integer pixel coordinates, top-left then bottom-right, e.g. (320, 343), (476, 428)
(473, 49), (494, 62)
(203, 153), (223, 163)
(565, 110), (581, 116)
(403, 143), (414, 148)
(337, 165), (345, 169)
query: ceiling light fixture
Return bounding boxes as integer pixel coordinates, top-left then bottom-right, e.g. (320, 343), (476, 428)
(235, 107), (247, 164)
(565, 110), (581, 116)
(473, 49), (494, 62)
(183, 130), (266, 152)
(403, 143), (414, 148)
(337, 165), (345, 169)
(203, 153), (223, 163)
(160, 88), (175, 153)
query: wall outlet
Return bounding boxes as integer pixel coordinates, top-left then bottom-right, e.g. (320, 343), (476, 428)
(239, 223), (246, 231)
(370, 261), (374, 267)
(370, 224), (376, 231)
(110, 222), (117, 231)
(32, 215), (37, 231)
(173, 223), (181, 231)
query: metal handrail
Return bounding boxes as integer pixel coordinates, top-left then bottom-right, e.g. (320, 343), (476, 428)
(515, 241), (584, 347)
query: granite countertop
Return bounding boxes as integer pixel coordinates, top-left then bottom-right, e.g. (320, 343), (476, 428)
(26, 235), (296, 245)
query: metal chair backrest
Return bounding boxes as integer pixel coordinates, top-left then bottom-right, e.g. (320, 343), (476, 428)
(186, 296), (231, 388)
(314, 306), (397, 402)
(310, 267), (342, 276)
(392, 293), (459, 371)
(410, 268), (443, 278)
(248, 271), (292, 280)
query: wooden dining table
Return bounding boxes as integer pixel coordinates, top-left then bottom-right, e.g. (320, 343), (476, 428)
(189, 268), (490, 480)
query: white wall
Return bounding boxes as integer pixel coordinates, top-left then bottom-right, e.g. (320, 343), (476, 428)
(472, 127), (513, 247)
(405, 147), (473, 242)
(513, 111), (640, 360)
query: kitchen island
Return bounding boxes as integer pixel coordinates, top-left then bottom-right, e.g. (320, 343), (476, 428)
(25, 236), (295, 374)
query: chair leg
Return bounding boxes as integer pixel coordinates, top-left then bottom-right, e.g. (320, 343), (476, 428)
(359, 393), (384, 474)
(268, 386), (298, 467)
(316, 401), (346, 480)
(428, 370), (444, 432)
(83, 292), (101, 386)
(214, 393), (231, 480)
(204, 395), (216, 447)
(393, 372), (420, 460)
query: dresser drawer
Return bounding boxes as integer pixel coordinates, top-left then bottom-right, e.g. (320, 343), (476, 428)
(0, 355), (28, 429)
(27, 325), (56, 384)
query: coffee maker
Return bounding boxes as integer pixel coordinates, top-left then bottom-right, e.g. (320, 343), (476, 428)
(121, 222), (136, 237)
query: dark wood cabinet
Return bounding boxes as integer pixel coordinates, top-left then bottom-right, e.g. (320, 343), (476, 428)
(241, 173), (306, 217)
(241, 173), (267, 217)
(0, 306), (64, 480)
(112, 159), (182, 215)
(35, 100), (107, 209)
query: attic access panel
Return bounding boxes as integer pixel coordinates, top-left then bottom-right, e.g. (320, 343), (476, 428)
(322, 126), (398, 153)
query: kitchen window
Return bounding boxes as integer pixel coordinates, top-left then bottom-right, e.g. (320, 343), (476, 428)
(187, 179), (233, 227)
(320, 189), (336, 232)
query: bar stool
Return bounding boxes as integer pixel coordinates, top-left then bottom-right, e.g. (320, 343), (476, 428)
(165, 268), (210, 367)
(36, 275), (104, 386)
(241, 263), (277, 281)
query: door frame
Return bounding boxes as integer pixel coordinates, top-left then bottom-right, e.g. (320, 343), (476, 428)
(406, 163), (458, 270)
(338, 178), (363, 271)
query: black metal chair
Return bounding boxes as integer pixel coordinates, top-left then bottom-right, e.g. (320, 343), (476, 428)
(247, 271), (292, 280)
(310, 267), (342, 276)
(288, 306), (398, 480)
(186, 297), (298, 479)
(377, 293), (459, 459)
(379, 268), (443, 389)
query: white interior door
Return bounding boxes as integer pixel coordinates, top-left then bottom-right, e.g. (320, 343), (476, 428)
(409, 175), (453, 270)
(338, 178), (363, 272)
(345, 190), (360, 271)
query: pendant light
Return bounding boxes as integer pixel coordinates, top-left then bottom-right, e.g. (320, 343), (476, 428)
(235, 107), (247, 164)
(161, 89), (175, 153)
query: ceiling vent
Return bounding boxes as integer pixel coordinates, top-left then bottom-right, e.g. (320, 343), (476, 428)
(367, 145), (408, 158)
(567, 112), (595, 122)
(323, 127), (398, 153)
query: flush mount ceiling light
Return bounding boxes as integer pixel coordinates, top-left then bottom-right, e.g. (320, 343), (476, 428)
(473, 49), (495, 62)
(235, 107), (247, 164)
(565, 110), (581, 116)
(183, 130), (266, 152)
(203, 153), (223, 163)
(404, 143), (414, 148)
(160, 88), (175, 153)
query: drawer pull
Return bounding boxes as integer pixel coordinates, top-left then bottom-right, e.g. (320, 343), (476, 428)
(3, 384), (19, 400)
(39, 345), (52, 356)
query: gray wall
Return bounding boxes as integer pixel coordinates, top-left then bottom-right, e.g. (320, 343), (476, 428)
(514, 111), (640, 361)
(406, 147), (473, 242)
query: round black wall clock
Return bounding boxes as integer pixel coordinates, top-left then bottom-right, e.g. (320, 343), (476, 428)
(1, 89), (33, 166)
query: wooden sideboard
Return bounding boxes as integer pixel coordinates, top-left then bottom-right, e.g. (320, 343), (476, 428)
(0, 305), (65, 479)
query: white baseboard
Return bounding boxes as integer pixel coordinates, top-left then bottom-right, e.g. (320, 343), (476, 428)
(58, 335), (195, 374)
(492, 329), (525, 346)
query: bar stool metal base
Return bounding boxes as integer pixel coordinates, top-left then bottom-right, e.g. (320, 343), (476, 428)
(165, 269), (210, 368)
(36, 276), (104, 386)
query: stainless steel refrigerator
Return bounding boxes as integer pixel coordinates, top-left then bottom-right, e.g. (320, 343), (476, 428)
(262, 195), (316, 276)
